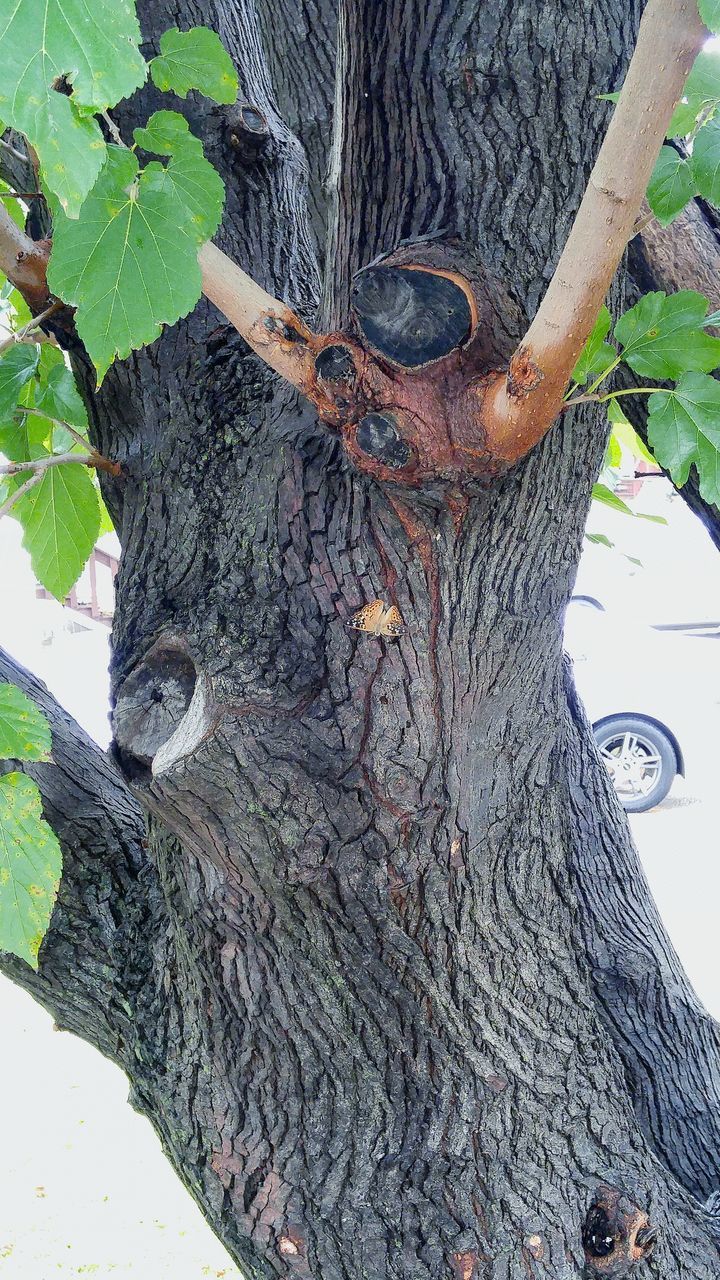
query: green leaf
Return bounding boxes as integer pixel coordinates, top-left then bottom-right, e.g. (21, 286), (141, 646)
(97, 492), (114, 534)
(614, 290), (720, 378)
(13, 463), (101, 599)
(48, 146), (203, 380)
(664, 48), (720, 137)
(597, 91), (620, 103)
(571, 305), (616, 384)
(0, 180), (25, 231)
(591, 482), (665, 524)
(0, 772), (62, 968)
(647, 147), (696, 225)
(604, 431), (622, 469)
(0, 412), (51, 464)
(0, 685), (52, 761)
(647, 372), (720, 503)
(0, 0), (147, 217)
(35, 364), (89, 433)
(699, 0), (720, 34)
(134, 111), (225, 242)
(0, 346), (39, 421)
(704, 308), (720, 327)
(3, 287), (32, 329)
(592, 482), (634, 516)
(667, 96), (705, 138)
(691, 117), (720, 205)
(607, 410), (657, 466)
(585, 532), (614, 549)
(149, 27), (238, 104)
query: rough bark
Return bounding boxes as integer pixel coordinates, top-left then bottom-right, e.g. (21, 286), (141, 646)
(2, 1), (720, 1278)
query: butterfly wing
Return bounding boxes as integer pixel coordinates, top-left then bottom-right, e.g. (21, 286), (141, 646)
(379, 605), (405, 637)
(348, 599), (384, 633)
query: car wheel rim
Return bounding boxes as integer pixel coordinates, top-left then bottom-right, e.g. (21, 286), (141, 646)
(598, 730), (663, 802)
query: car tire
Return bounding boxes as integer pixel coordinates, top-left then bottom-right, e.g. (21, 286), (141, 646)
(593, 715), (677, 813)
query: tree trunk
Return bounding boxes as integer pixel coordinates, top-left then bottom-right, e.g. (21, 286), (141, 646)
(3, 1), (720, 1276)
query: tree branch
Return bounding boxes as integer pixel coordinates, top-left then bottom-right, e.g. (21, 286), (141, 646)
(0, 202), (51, 313)
(0, 300), (63, 358)
(484, 0), (707, 464)
(198, 240), (324, 395)
(0, 448), (120, 479)
(0, 469), (41, 517)
(0, 647), (151, 1060)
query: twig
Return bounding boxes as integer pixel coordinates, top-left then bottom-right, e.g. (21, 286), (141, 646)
(102, 111), (127, 149)
(14, 407), (94, 454)
(563, 386), (661, 411)
(0, 470), (42, 518)
(630, 211), (657, 240)
(0, 300), (64, 357)
(0, 191), (41, 200)
(482, 0), (707, 465)
(1, 451), (97, 476)
(0, 136), (28, 164)
(0, 448), (120, 479)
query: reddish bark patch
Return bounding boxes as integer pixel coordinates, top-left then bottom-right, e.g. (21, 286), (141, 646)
(507, 346), (543, 400)
(451, 1249), (478, 1280)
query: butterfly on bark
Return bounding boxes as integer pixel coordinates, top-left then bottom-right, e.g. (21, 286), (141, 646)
(347, 598), (405, 638)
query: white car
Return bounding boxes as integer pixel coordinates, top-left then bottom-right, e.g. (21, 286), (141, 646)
(565, 600), (720, 812)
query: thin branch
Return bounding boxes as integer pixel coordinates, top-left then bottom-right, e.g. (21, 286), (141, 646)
(0, 136), (28, 164)
(1, 451), (97, 476)
(102, 111), (126, 149)
(0, 300), (63, 357)
(0, 448), (120, 480)
(563, 386), (660, 410)
(0, 469), (42, 517)
(630, 210), (657, 240)
(483, 0), (707, 465)
(13, 408), (100, 461)
(0, 190), (40, 200)
(198, 241), (319, 393)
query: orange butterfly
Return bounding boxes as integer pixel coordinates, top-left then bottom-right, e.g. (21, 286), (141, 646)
(348, 598), (405, 638)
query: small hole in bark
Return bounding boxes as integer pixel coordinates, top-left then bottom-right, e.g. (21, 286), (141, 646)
(355, 412), (411, 469)
(227, 103), (271, 160)
(315, 344), (356, 382)
(583, 1207), (617, 1259)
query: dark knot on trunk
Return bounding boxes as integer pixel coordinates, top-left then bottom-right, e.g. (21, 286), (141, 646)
(582, 1185), (656, 1275)
(351, 265), (473, 369)
(226, 102), (271, 161)
(112, 637), (211, 781)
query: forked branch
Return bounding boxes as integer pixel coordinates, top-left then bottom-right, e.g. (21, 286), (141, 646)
(4, 0), (704, 493)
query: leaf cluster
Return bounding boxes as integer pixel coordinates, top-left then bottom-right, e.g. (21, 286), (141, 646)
(0, 7), (237, 378)
(571, 290), (720, 509)
(0, 338), (106, 598)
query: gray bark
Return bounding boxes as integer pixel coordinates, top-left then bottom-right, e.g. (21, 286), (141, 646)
(2, 1), (720, 1277)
